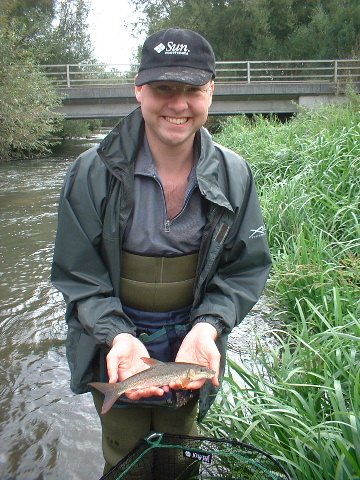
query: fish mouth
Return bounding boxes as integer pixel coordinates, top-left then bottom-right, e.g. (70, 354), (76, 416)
(164, 116), (188, 125)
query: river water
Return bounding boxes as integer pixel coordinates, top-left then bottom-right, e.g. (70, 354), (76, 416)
(0, 137), (105, 480)
(0, 134), (274, 480)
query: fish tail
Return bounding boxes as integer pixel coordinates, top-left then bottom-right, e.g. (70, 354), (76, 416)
(89, 382), (123, 414)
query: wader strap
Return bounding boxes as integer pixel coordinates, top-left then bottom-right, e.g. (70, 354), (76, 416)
(120, 251), (198, 312)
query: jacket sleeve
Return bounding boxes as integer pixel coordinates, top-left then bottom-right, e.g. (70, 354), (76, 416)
(51, 151), (136, 346)
(192, 161), (272, 335)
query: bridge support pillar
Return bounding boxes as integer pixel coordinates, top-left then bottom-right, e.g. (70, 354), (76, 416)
(298, 94), (348, 109)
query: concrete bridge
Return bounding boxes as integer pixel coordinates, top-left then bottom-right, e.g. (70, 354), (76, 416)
(42, 59), (360, 118)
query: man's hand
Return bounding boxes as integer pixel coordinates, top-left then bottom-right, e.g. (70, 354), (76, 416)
(106, 333), (169, 399)
(170, 322), (220, 390)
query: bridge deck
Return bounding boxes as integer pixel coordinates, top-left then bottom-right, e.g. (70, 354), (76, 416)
(44, 59), (359, 117)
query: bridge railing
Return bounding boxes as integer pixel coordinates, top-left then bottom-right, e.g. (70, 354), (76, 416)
(40, 59), (360, 88)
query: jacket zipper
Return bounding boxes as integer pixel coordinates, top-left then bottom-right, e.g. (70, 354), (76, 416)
(153, 174), (196, 233)
(167, 184), (197, 232)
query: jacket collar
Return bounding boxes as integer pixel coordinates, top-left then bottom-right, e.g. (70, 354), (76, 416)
(97, 108), (144, 179)
(196, 128), (233, 212)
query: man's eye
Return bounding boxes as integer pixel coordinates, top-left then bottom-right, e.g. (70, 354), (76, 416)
(186, 87), (202, 94)
(156, 85), (173, 94)
(150, 84), (207, 96)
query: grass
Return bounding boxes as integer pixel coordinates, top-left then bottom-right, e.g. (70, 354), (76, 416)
(204, 97), (360, 479)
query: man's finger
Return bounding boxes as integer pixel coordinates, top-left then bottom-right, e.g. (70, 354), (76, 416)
(106, 356), (119, 383)
(125, 386), (165, 400)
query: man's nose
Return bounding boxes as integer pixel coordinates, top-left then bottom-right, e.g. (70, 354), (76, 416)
(166, 90), (189, 109)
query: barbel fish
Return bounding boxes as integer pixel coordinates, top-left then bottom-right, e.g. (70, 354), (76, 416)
(89, 357), (215, 414)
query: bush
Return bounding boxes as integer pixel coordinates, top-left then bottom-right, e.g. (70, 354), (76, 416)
(57, 119), (103, 139)
(206, 100), (360, 479)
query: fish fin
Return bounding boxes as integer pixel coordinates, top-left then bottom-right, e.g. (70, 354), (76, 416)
(141, 357), (163, 367)
(179, 378), (191, 388)
(89, 382), (121, 415)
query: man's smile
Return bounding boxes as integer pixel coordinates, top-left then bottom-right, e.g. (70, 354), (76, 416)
(164, 116), (188, 125)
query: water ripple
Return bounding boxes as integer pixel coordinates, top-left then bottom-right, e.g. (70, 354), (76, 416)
(1, 155), (102, 479)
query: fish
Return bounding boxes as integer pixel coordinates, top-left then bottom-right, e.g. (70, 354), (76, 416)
(89, 357), (215, 414)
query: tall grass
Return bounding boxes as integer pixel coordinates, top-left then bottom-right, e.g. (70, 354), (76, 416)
(205, 99), (360, 479)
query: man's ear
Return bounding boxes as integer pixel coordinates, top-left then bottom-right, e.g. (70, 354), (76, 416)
(134, 85), (142, 103)
(208, 81), (215, 107)
(134, 74), (142, 103)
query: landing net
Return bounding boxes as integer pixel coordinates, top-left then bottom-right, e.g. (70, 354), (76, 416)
(100, 432), (291, 480)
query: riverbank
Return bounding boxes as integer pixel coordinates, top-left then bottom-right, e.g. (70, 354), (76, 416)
(204, 99), (360, 480)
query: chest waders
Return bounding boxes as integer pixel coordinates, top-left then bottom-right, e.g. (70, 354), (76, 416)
(99, 250), (199, 408)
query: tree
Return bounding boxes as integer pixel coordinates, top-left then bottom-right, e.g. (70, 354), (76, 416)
(129, 0), (360, 60)
(288, 0), (360, 59)
(0, 0), (96, 159)
(0, 0), (94, 64)
(130, 0), (273, 60)
(0, 0), (56, 60)
(45, 0), (94, 64)
(0, 28), (61, 159)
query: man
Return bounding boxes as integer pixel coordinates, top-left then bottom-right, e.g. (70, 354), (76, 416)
(51, 28), (272, 477)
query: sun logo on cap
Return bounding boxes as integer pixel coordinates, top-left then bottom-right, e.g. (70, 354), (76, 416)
(154, 43), (166, 53)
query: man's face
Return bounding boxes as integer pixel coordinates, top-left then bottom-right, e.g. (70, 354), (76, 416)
(134, 81), (214, 149)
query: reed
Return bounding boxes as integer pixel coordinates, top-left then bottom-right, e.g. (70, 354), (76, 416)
(206, 98), (360, 479)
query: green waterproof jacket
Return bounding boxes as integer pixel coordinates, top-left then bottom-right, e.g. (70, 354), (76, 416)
(51, 107), (272, 420)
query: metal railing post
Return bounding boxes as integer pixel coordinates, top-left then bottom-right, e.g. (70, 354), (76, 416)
(66, 64), (71, 88)
(334, 60), (338, 84)
(247, 61), (251, 84)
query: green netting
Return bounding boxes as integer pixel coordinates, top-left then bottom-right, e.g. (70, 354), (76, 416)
(100, 432), (291, 480)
